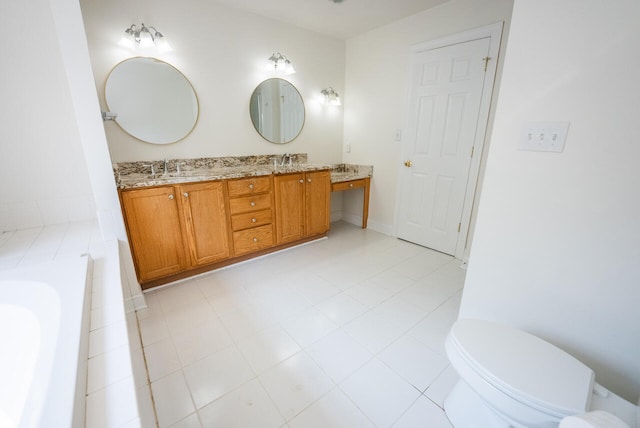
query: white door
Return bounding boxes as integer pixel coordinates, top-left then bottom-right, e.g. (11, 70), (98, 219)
(396, 36), (493, 256)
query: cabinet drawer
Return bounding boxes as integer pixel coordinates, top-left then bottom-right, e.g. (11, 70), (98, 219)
(228, 193), (272, 214)
(231, 209), (272, 231)
(332, 179), (366, 192)
(227, 176), (271, 197)
(233, 225), (273, 256)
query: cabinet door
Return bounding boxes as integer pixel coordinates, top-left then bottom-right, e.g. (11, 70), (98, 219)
(121, 186), (186, 282)
(179, 181), (231, 266)
(305, 170), (331, 236)
(274, 173), (305, 244)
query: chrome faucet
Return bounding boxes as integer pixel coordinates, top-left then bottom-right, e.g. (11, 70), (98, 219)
(280, 153), (291, 167)
(143, 163), (156, 176)
(176, 162), (186, 175)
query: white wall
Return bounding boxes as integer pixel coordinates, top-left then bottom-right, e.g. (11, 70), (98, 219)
(0, 0), (96, 231)
(80, 0), (345, 165)
(49, 0), (144, 307)
(460, 0), (640, 401)
(343, 0), (514, 235)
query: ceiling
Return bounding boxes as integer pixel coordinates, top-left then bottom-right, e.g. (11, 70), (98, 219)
(211, 0), (451, 39)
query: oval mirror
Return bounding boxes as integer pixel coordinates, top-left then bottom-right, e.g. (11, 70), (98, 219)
(105, 57), (199, 144)
(249, 78), (305, 144)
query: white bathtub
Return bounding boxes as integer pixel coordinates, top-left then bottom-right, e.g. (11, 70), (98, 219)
(0, 256), (92, 428)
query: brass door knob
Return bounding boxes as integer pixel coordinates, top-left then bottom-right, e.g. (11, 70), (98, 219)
(404, 160), (413, 167)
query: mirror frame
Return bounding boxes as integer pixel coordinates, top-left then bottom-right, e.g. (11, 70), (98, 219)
(105, 57), (199, 145)
(249, 78), (305, 144)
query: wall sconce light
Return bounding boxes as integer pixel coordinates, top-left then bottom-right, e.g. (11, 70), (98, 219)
(320, 87), (341, 106)
(119, 23), (172, 52)
(266, 52), (295, 75)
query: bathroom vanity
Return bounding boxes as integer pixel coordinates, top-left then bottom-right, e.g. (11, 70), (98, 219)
(115, 155), (371, 289)
(330, 164), (372, 229)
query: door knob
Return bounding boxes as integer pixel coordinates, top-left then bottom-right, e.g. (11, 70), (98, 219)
(404, 160), (413, 167)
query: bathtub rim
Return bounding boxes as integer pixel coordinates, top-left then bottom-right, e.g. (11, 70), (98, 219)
(0, 255), (92, 428)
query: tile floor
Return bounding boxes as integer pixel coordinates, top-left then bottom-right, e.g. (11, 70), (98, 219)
(139, 221), (463, 428)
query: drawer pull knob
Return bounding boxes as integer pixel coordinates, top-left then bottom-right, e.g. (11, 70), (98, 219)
(183, 192), (189, 198)
(299, 179), (304, 184)
(168, 194), (174, 200)
(307, 178), (312, 183)
(249, 184), (254, 189)
(253, 237), (258, 242)
(250, 201), (256, 207)
(251, 218), (257, 223)
(349, 183), (354, 187)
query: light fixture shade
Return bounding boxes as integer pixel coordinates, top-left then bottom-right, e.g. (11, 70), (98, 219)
(118, 31), (136, 49)
(321, 87), (341, 106)
(284, 59), (296, 75)
(138, 29), (154, 48)
(266, 53), (277, 71)
(154, 33), (172, 52)
(266, 53), (295, 74)
(120, 23), (170, 51)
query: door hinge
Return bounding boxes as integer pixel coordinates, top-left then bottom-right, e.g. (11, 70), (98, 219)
(482, 56), (492, 72)
(458, 223), (461, 233)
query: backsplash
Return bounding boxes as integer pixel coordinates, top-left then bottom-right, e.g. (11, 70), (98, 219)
(113, 153), (309, 177)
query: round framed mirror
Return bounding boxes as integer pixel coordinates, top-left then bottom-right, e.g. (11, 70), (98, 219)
(105, 57), (199, 144)
(249, 78), (305, 144)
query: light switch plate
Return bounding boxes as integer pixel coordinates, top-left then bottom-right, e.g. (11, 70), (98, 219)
(519, 122), (570, 152)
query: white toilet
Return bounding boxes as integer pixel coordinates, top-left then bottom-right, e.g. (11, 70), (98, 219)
(444, 319), (639, 428)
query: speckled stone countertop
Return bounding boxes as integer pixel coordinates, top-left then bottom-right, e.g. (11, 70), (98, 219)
(114, 154), (372, 189)
(330, 163), (374, 183)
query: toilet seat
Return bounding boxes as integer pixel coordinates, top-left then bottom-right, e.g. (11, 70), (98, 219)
(447, 319), (595, 418)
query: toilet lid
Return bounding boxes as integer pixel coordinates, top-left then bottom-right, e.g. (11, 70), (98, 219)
(450, 319), (595, 415)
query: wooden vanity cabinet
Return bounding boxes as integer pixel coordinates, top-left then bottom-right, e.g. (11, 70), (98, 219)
(179, 181), (231, 266)
(274, 170), (331, 244)
(305, 170), (331, 236)
(120, 181), (231, 284)
(121, 170), (329, 289)
(120, 186), (187, 282)
(227, 176), (275, 256)
(274, 173), (305, 243)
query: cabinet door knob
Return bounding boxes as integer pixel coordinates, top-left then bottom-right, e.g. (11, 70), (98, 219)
(183, 192), (189, 198)
(253, 237), (258, 242)
(299, 179), (304, 184)
(307, 178), (312, 183)
(251, 218), (257, 223)
(168, 194), (174, 200)
(250, 201), (256, 207)
(349, 183), (354, 187)
(249, 184), (254, 189)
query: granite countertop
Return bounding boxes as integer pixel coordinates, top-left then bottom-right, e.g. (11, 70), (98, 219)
(114, 154), (372, 190)
(330, 163), (374, 183)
